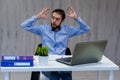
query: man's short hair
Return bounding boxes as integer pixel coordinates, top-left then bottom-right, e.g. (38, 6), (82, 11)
(52, 9), (66, 21)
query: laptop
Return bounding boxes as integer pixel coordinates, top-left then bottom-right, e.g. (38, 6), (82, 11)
(56, 40), (107, 66)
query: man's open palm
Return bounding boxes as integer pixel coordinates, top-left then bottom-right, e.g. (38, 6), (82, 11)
(37, 8), (50, 19)
(67, 6), (78, 19)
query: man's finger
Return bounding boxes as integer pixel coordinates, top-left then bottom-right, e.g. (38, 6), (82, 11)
(67, 6), (74, 13)
(45, 8), (50, 14)
(66, 14), (71, 17)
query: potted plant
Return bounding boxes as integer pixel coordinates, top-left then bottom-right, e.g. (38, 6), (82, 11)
(36, 46), (49, 66)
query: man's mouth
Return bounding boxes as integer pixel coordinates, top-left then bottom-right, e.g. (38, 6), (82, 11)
(52, 24), (56, 27)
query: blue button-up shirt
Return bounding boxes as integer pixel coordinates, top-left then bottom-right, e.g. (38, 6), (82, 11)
(21, 16), (90, 55)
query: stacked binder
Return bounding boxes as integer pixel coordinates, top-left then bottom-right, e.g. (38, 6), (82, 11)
(1, 56), (34, 67)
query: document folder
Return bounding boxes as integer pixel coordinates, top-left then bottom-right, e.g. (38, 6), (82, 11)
(1, 56), (34, 67)
(2, 56), (33, 61)
(1, 60), (33, 67)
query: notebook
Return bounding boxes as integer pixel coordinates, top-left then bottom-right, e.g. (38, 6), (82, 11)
(56, 40), (107, 66)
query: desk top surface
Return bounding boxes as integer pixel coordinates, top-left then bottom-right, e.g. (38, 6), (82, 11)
(1, 55), (119, 72)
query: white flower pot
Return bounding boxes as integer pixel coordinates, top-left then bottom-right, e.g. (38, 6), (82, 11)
(39, 56), (48, 66)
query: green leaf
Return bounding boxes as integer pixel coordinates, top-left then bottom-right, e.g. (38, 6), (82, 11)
(36, 45), (49, 56)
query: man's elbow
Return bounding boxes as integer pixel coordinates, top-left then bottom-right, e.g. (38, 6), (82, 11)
(86, 26), (91, 32)
(20, 22), (26, 29)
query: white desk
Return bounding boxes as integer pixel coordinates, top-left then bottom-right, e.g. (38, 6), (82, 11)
(1, 55), (119, 80)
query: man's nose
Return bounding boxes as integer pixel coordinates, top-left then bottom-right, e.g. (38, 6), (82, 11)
(53, 19), (56, 22)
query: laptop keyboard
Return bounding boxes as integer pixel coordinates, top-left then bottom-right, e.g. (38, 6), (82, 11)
(60, 57), (72, 62)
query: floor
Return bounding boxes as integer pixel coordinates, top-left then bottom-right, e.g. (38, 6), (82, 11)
(0, 68), (120, 80)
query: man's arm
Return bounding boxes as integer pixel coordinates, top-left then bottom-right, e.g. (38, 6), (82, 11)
(20, 8), (50, 35)
(67, 6), (90, 37)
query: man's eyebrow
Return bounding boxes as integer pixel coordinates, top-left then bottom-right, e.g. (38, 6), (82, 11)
(52, 16), (60, 19)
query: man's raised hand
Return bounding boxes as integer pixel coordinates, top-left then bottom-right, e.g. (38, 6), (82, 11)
(37, 8), (50, 19)
(67, 6), (78, 19)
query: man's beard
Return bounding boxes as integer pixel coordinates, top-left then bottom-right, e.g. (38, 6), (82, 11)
(51, 23), (61, 31)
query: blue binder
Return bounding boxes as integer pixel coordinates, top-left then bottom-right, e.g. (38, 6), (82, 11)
(1, 56), (34, 67)
(1, 60), (33, 67)
(2, 56), (33, 61)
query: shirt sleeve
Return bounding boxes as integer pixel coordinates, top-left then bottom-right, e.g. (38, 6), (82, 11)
(68, 17), (90, 37)
(20, 15), (43, 36)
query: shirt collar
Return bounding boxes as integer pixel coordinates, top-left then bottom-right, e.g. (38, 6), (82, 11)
(51, 24), (61, 32)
